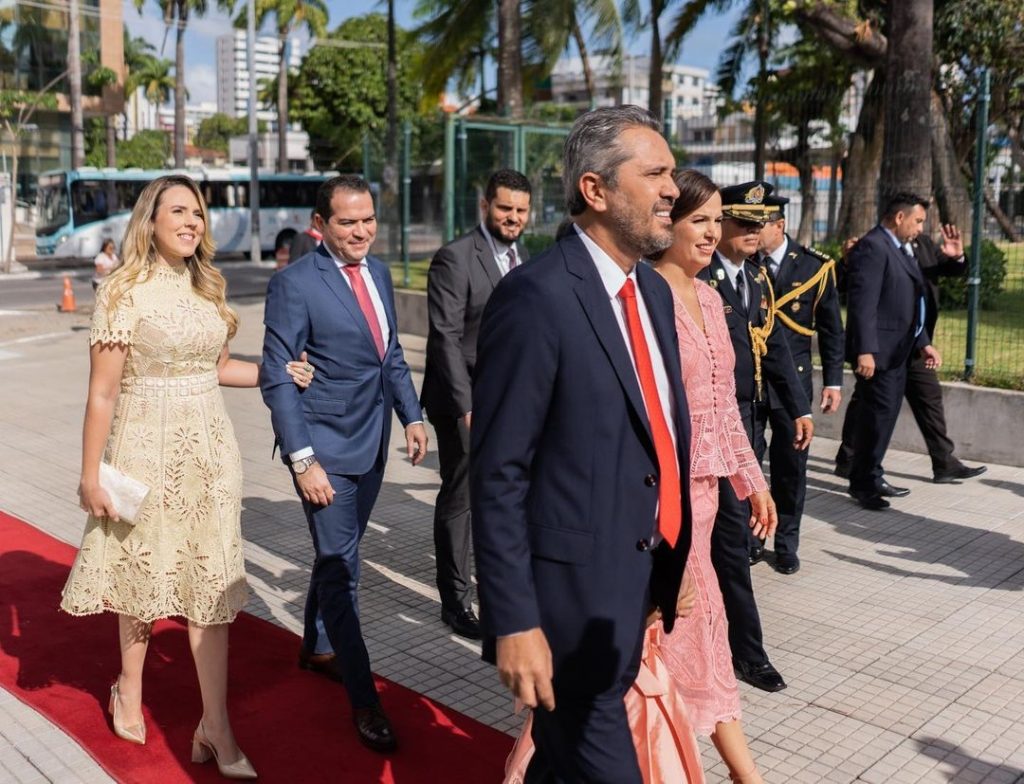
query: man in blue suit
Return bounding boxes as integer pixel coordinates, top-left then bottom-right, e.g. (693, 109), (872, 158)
(845, 192), (941, 510)
(471, 106), (693, 783)
(260, 175), (428, 752)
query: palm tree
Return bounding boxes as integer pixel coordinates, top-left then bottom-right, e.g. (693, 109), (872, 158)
(621, 0), (686, 122)
(234, 0), (327, 172)
(122, 33), (158, 140)
(413, 0), (496, 107)
(523, 0), (624, 107)
(134, 57), (176, 133)
(134, 0), (236, 167)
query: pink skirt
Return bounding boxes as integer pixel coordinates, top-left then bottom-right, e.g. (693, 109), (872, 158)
(502, 625), (706, 784)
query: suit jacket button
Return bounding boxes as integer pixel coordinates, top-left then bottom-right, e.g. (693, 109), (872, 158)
(644, 474), (657, 487)
(797, 365), (804, 372)
(636, 538), (650, 552)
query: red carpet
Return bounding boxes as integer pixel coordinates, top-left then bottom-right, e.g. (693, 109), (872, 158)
(0, 509), (512, 783)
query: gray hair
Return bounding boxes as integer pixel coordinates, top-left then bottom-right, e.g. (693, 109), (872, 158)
(562, 105), (663, 216)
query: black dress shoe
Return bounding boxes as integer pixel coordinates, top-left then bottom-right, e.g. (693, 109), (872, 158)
(833, 461), (852, 479)
(774, 555), (800, 575)
(298, 648), (345, 684)
(849, 489), (890, 510)
(748, 545), (765, 565)
(441, 606), (482, 640)
(353, 705), (398, 753)
(934, 464), (987, 484)
(877, 480), (910, 498)
(733, 660), (787, 692)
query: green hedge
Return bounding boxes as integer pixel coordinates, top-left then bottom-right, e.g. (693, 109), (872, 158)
(938, 240), (1007, 310)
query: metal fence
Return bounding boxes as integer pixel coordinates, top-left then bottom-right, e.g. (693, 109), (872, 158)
(364, 72), (1022, 389)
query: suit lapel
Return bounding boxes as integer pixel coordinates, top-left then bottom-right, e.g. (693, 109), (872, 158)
(562, 235), (652, 443)
(315, 249), (382, 360)
(474, 227), (503, 289)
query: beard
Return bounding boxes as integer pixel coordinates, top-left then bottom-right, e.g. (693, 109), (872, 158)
(610, 199), (675, 259)
(484, 214), (523, 244)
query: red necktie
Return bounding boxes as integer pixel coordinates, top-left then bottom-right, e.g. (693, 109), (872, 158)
(342, 263), (386, 360)
(618, 279), (682, 547)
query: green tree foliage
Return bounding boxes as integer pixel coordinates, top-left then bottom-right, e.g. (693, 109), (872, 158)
(194, 113), (248, 153)
(938, 240), (1008, 310)
(290, 14), (424, 169)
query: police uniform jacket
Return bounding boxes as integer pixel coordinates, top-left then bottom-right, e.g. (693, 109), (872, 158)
(698, 253), (810, 421)
(763, 235), (845, 411)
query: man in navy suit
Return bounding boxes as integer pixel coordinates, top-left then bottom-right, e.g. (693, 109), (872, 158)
(844, 192), (941, 510)
(260, 175), (428, 752)
(471, 106), (693, 783)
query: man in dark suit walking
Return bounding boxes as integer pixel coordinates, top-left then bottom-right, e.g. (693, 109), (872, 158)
(755, 195), (845, 575)
(844, 192), (942, 510)
(421, 169), (531, 640)
(471, 106), (693, 782)
(835, 222), (986, 484)
(261, 175), (428, 752)
(697, 181), (812, 692)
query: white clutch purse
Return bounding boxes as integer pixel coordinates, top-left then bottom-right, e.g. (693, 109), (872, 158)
(99, 462), (151, 525)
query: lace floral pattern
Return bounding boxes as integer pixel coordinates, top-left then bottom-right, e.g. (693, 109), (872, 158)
(61, 264), (248, 626)
(659, 280), (768, 735)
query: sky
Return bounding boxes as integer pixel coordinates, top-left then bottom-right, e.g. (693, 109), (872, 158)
(122, 0), (743, 108)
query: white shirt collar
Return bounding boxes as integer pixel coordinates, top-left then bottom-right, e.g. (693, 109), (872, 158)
(881, 225), (903, 249)
(322, 242), (366, 269)
(480, 223), (514, 258)
(766, 237), (788, 267)
(573, 223), (638, 299)
(716, 251), (746, 282)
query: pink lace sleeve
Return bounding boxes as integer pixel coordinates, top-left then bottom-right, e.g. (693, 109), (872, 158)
(722, 402), (767, 499)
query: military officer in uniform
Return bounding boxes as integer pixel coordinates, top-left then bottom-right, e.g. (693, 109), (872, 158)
(754, 195), (845, 575)
(697, 181), (812, 693)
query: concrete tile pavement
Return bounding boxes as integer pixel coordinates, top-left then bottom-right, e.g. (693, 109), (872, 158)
(0, 300), (1022, 783)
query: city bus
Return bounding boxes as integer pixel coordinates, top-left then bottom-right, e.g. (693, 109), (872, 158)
(35, 167), (332, 260)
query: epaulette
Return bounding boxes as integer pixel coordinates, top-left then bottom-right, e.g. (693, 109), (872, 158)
(802, 245), (834, 266)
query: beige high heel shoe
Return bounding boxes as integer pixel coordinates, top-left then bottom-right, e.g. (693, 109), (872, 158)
(191, 721), (258, 780)
(108, 682), (146, 745)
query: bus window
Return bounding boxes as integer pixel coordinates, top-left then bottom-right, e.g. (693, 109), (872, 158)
(114, 180), (147, 214)
(71, 180), (112, 227)
(36, 175), (70, 236)
(235, 183), (248, 208)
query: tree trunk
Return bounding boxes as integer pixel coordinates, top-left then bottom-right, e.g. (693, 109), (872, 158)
(795, 122), (815, 246)
(878, 0), (933, 202)
(68, 0), (84, 168)
(753, 0), (769, 179)
(173, 0), (187, 168)
(385, 0), (399, 257)
(648, 0), (663, 121)
(826, 139), (841, 238)
(837, 71), (885, 240)
(106, 115), (117, 166)
(4, 129), (19, 271)
(570, 16), (596, 107)
(931, 89), (970, 230)
(497, 0), (523, 118)
(278, 32), (289, 173)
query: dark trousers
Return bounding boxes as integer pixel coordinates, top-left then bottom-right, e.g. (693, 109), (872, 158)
(713, 401), (768, 665)
(431, 414), (473, 610)
(847, 364), (908, 493)
(523, 691), (642, 783)
(837, 353), (959, 476)
(750, 405), (808, 558)
(299, 461), (385, 710)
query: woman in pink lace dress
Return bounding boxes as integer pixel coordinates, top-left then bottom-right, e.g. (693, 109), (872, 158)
(650, 169), (777, 784)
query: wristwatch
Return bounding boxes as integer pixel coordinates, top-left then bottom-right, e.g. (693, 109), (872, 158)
(291, 455), (318, 475)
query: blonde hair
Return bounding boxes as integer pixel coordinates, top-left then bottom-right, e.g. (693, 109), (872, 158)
(104, 175), (239, 339)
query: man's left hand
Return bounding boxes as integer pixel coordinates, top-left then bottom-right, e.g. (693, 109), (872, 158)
(940, 224), (964, 258)
(921, 345), (942, 370)
(793, 417), (814, 450)
(406, 423), (428, 465)
(820, 388), (842, 414)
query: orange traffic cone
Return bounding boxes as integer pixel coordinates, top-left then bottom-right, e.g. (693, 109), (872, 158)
(59, 276), (77, 313)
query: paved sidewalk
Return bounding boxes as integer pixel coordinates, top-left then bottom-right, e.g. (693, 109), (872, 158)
(0, 301), (1022, 783)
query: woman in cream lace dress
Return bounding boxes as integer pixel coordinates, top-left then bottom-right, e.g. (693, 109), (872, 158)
(651, 169), (777, 784)
(62, 175), (312, 779)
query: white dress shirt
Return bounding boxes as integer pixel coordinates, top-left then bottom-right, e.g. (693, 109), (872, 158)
(479, 223), (520, 276)
(716, 252), (749, 309)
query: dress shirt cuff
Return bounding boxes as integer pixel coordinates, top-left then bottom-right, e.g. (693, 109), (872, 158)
(825, 386), (842, 391)
(288, 446), (314, 462)
(406, 420), (424, 427)
(799, 414), (813, 420)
